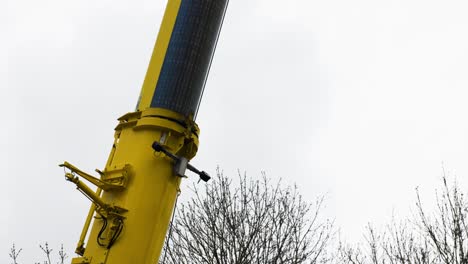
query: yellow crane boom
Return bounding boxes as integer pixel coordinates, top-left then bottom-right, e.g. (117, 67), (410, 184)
(60, 1), (229, 263)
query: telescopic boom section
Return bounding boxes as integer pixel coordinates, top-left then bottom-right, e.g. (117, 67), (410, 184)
(62, 1), (229, 264)
(138, 0), (228, 118)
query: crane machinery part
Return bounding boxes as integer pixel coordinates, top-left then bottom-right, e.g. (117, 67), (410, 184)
(152, 141), (211, 182)
(61, 0), (229, 264)
(137, 0), (229, 119)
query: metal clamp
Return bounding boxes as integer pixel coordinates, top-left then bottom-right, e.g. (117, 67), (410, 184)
(152, 141), (211, 182)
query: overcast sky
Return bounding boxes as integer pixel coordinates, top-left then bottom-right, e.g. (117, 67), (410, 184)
(5, 0), (468, 262)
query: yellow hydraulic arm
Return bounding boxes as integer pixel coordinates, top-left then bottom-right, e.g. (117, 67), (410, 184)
(60, 1), (229, 263)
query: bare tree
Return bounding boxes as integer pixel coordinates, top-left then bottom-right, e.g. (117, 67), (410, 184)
(339, 222), (434, 264)
(161, 171), (334, 264)
(9, 244), (22, 264)
(339, 174), (468, 264)
(39, 242), (53, 264)
(57, 244), (68, 264)
(416, 175), (468, 264)
(9, 242), (67, 264)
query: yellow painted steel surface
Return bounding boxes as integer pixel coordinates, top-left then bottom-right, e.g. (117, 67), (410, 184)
(64, 0), (228, 262)
(68, 1), (198, 263)
(70, 109), (199, 264)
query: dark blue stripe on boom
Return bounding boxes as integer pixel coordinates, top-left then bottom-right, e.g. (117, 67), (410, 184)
(150, 0), (228, 119)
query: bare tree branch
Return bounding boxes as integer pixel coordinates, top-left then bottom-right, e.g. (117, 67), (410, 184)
(161, 170), (333, 264)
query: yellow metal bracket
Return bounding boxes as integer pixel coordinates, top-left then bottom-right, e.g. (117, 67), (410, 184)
(62, 172), (127, 217)
(60, 162), (129, 191)
(71, 256), (92, 264)
(61, 164), (128, 258)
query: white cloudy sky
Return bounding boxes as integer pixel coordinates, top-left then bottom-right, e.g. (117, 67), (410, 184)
(4, 0), (468, 262)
